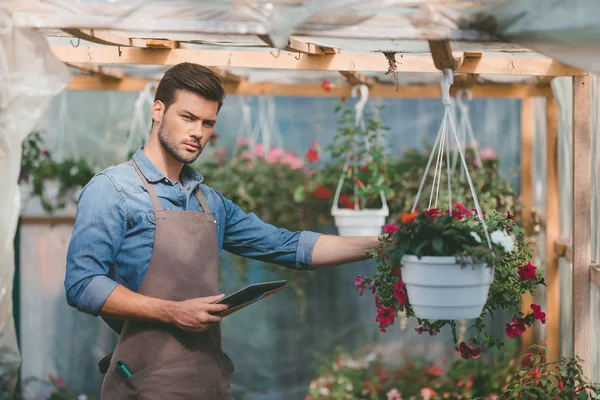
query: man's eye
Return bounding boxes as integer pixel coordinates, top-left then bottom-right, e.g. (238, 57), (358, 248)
(204, 121), (215, 127)
(182, 115), (192, 121)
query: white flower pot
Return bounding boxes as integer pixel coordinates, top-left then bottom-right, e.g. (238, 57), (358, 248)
(331, 208), (389, 237)
(401, 255), (494, 320)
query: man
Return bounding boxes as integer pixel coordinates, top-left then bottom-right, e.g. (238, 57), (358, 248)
(64, 62), (380, 399)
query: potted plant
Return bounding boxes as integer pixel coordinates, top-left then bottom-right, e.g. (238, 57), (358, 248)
(501, 343), (600, 399)
(357, 204), (546, 358)
(300, 96), (392, 236)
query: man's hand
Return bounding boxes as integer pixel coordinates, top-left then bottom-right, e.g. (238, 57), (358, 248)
(169, 294), (229, 332)
(101, 285), (229, 331)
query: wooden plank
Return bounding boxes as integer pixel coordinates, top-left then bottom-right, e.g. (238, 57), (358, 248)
(428, 40), (463, 70)
(545, 96), (560, 362)
(520, 97), (535, 352)
(61, 28), (146, 47)
(49, 46), (587, 76)
(572, 75), (591, 375)
(591, 264), (600, 287)
(555, 238), (573, 263)
(67, 63), (125, 80)
(339, 71), (377, 87)
(65, 76), (552, 98)
(286, 37), (338, 55)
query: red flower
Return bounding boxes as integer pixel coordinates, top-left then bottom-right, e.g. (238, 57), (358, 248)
(354, 274), (365, 295)
(452, 202), (473, 220)
(531, 304), (546, 324)
(456, 341), (482, 360)
(424, 208), (439, 220)
(339, 193), (354, 209)
(505, 317), (527, 339)
(415, 323), (437, 336)
(391, 267), (400, 276)
(305, 141), (319, 163)
(519, 262), (536, 280)
(312, 185), (332, 200)
(383, 224), (398, 234)
(507, 210), (516, 221)
(321, 80), (332, 92)
(427, 364), (443, 376)
(393, 281), (408, 304)
(376, 307), (395, 332)
(401, 210), (418, 224)
(369, 281), (376, 294)
(375, 296), (382, 308)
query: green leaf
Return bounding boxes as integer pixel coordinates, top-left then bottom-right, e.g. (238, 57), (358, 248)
(432, 237), (444, 254)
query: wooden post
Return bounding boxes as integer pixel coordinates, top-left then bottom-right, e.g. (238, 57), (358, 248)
(572, 75), (592, 375)
(520, 97), (535, 352)
(545, 95), (560, 361)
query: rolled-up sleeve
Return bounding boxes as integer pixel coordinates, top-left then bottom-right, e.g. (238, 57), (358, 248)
(64, 173), (125, 315)
(216, 190), (321, 271)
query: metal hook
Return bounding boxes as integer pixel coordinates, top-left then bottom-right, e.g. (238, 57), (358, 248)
(228, 52), (232, 66)
(440, 68), (454, 106)
(270, 49), (280, 58)
(118, 45), (122, 57)
(70, 37), (80, 47)
(295, 52), (301, 60)
(351, 84), (369, 126)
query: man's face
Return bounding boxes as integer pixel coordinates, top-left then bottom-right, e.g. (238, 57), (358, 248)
(154, 89), (218, 164)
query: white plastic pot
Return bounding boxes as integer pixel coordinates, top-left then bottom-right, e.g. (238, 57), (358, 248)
(401, 255), (494, 320)
(331, 207), (389, 237)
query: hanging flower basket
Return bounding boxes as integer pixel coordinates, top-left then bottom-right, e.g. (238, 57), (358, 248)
(400, 255), (493, 320)
(331, 204), (389, 237)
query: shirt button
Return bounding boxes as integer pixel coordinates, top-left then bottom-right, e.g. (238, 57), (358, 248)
(178, 187), (182, 191)
(213, 219), (217, 224)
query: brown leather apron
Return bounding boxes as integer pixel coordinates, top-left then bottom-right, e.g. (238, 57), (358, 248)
(100, 160), (234, 399)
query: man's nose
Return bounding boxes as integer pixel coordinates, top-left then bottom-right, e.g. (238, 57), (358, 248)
(189, 123), (204, 140)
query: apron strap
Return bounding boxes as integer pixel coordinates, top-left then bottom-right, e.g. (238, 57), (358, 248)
(131, 159), (163, 211)
(193, 186), (212, 215)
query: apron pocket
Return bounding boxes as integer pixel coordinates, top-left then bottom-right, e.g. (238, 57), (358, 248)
(125, 349), (202, 398)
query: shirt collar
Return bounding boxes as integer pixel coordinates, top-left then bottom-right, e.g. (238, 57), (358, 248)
(132, 147), (204, 185)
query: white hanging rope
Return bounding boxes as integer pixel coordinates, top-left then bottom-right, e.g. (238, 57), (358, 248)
(412, 69), (492, 249)
(123, 81), (158, 161)
(452, 89), (483, 177)
(332, 84), (388, 212)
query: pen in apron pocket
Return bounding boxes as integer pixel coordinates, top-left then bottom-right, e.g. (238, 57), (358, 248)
(116, 360), (133, 380)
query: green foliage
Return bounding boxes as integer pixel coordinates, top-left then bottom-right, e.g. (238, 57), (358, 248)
(501, 343), (600, 399)
(20, 131), (96, 213)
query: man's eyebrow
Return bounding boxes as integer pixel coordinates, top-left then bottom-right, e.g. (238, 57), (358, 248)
(181, 109), (216, 123)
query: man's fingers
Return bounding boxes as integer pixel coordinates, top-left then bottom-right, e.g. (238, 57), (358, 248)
(203, 314), (223, 323)
(203, 303), (229, 313)
(198, 294), (226, 303)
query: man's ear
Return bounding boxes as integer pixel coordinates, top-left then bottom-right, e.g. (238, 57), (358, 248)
(151, 100), (165, 123)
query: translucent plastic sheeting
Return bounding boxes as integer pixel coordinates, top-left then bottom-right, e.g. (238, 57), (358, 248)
(0, 8), (71, 399)
(12, 0), (600, 73)
(18, 87), (522, 399)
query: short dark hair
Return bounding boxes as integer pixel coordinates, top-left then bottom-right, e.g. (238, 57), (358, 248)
(154, 63), (225, 112)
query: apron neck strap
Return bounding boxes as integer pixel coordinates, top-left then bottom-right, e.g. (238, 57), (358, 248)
(131, 159), (163, 211)
(193, 186), (212, 215)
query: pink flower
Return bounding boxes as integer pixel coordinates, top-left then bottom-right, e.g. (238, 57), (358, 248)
(426, 365), (443, 376)
(240, 150), (253, 160)
(236, 137), (250, 146)
(383, 224), (398, 234)
(456, 341), (482, 360)
(420, 388), (437, 400)
(355, 274), (366, 295)
(269, 147), (285, 159)
(387, 388), (402, 400)
(253, 143), (264, 157)
(376, 307), (395, 332)
(281, 154), (304, 170)
(245, 161), (255, 170)
(375, 296), (382, 308)
(531, 304), (546, 324)
(307, 169), (317, 177)
(265, 154), (279, 164)
(369, 281), (376, 294)
(480, 147), (497, 161)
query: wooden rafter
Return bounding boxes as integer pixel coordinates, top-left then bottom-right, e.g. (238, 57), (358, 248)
(67, 63), (125, 80)
(50, 46), (587, 77)
(428, 40), (463, 70)
(66, 76), (552, 98)
(286, 37), (338, 55)
(555, 237), (573, 263)
(339, 71), (377, 87)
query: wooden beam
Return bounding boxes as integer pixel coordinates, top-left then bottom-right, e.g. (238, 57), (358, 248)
(591, 264), (600, 287)
(49, 46), (587, 77)
(286, 37), (338, 55)
(520, 96), (535, 352)
(65, 76), (552, 98)
(572, 75), (591, 376)
(545, 96), (560, 362)
(428, 40), (463, 70)
(61, 28), (146, 47)
(555, 238), (573, 263)
(67, 63), (125, 80)
(339, 71), (377, 87)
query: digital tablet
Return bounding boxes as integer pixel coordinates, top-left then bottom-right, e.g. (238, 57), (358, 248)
(214, 280), (287, 317)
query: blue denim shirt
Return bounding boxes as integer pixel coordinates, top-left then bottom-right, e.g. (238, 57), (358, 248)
(64, 148), (321, 316)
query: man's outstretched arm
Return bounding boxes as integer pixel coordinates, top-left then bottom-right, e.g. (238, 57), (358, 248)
(311, 235), (381, 268)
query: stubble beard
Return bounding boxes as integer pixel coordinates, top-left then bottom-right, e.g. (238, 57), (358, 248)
(157, 119), (202, 164)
